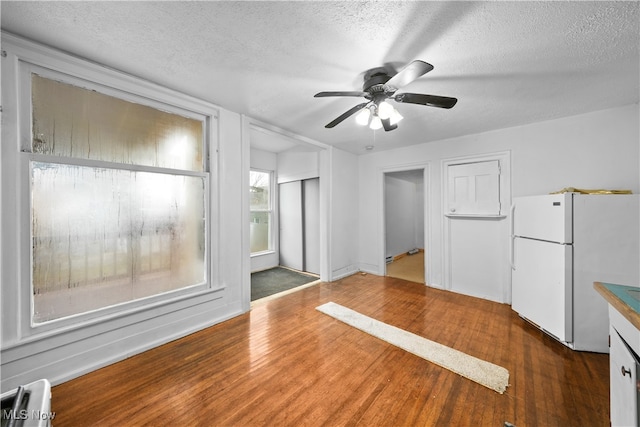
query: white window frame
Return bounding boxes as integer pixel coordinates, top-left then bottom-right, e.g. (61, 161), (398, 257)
(249, 168), (275, 255)
(1, 35), (220, 340)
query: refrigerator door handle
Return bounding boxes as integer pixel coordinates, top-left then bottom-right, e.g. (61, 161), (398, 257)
(510, 203), (516, 270)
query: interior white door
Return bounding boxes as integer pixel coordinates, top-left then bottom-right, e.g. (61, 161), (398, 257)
(512, 237), (572, 342)
(303, 178), (320, 275)
(279, 181), (303, 271)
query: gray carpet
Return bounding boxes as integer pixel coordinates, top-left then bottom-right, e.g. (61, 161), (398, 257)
(251, 267), (318, 301)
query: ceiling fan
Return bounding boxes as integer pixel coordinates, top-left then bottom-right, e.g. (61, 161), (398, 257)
(314, 60), (457, 131)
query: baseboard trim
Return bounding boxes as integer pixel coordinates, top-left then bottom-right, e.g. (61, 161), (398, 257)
(331, 264), (358, 281)
(392, 248), (424, 261)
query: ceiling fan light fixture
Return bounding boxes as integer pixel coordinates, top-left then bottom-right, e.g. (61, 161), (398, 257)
(389, 109), (403, 125)
(315, 60), (456, 130)
(355, 108), (371, 126)
(369, 115), (383, 130)
(377, 101), (394, 120)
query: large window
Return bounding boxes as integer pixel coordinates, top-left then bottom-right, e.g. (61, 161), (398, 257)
(249, 170), (273, 254)
(28, 72), (209, 323)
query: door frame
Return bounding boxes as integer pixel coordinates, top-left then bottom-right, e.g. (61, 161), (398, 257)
(379, 162), (431, 285)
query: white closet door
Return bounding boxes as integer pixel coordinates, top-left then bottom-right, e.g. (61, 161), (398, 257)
(279, 181), (303, 271)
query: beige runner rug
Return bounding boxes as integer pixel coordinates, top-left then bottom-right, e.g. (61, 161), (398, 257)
(316, 302), (509, 394)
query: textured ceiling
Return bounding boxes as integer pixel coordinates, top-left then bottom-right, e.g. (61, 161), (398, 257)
(2, 1), (638, 154)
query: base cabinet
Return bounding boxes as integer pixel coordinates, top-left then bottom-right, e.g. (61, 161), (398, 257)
(609, 325), (639, 427)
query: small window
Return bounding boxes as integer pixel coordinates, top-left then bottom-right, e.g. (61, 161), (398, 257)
(250, 170), (273, 254)
(29, 73), (209, 324)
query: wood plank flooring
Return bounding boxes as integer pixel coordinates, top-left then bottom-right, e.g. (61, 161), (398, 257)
(386, 252), (425, 284)
(51, 274), (610, 426)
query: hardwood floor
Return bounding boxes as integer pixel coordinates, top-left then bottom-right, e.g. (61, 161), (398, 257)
(386, 252), (425, 284)
(51, 274), (610, 426)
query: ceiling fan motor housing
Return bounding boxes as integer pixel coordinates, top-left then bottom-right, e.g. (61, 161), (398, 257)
(363, 72), (392, 93)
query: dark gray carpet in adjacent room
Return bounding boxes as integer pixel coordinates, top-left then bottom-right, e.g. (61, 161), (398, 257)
(251, 267), (319, 301)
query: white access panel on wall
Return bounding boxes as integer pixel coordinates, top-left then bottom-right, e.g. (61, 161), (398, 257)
(447, 160), (500, 216)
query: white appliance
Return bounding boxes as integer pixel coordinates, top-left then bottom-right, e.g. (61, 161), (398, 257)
(0, 379), (52, 426)
(510, 193), (639, 353)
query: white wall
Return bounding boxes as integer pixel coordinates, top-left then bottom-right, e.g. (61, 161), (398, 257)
(277, 151), (319, 184)
(329, 147), (360, 279)
(251, 147), (277, 172)
(509, 105), (639, 196)
(358, 104), (640, 302)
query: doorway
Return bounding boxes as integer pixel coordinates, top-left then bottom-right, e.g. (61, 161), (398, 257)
(384, 169), (426, 284)
(248, 121), (330, 305)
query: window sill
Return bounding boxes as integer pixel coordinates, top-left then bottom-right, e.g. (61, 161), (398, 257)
(250, 250), (276, 258)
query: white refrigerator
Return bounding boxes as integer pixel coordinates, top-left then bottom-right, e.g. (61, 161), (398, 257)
(511, 193), (639, 353)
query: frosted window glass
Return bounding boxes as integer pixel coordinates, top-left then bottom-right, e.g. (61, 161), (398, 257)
(31, 162), (206, 323)
(31, 74), (203, 172)
(250, 212), (270, 253)
(249, 171), (272, 253)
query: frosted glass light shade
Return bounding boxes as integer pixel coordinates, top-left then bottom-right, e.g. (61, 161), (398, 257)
(369, 116), (383, 130)
(355, 108), (371, 126)
(377, 101), (394, 120)
(389, 109), (404, 125)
